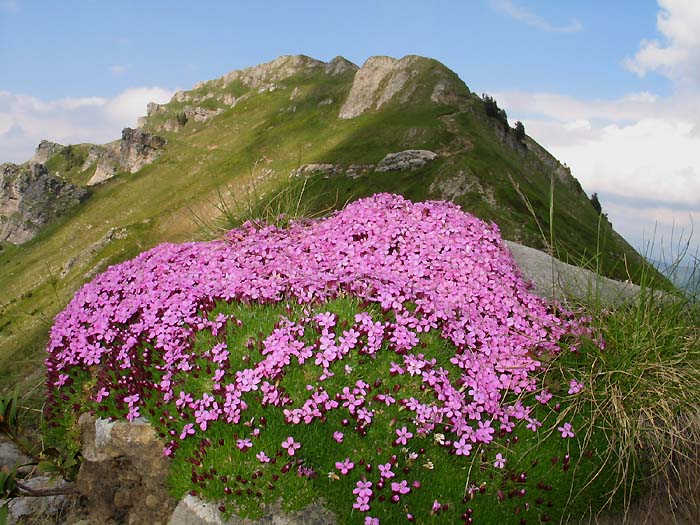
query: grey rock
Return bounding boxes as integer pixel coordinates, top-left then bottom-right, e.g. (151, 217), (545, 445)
(0, 162), (90, 244)
(6, 475), (68, 524)
(183, 106), (224, 123)
(85, 144), (120, 186)
(338, 55), (424, 119)
(147, 102), (165, 116)
(221, 55), (326, 90)
(345, 164), (374, 179)
(169, 495), (336, 525)
(31, 140), (65, 164)
(324, 56), (358, 77)
(0, 435), (33, 475)
(375, 150), (438, 172)
(505, 240), (641, 305)
(119, 127), (167, 173)
(291, 163), (341, 178)
(169, 495), (224, 525)
(222, 94), (239, 106)
(172, 90), (189, 103)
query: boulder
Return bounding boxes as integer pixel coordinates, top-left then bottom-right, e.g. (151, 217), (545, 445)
(375, 150), (438, 172)
(71, 414), (175, 525)
(505, 240), (641, 305)
(5, 475), (70, 524)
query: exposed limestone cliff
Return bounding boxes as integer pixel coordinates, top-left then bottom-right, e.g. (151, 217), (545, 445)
(119, 127), (167, 173)
(85, 128), (167, 185)
(339, 55), (469, 119)
(0, 162), (89, 243)
(30, 140), (65, 164)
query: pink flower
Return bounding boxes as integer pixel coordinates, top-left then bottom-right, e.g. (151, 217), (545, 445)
(364, 518), (379, 525)
(179, 423), (194, 440)
(454, 439), (472, 456)
(335, 458), (354, 475)
(353, 480), (373, 499)
(281, 436), (301, 456)
(333, 431), (344, 443)
(256, 451), (270, 463)
(395, 426), (413, 445)
(526, 418), (542, 432)
(493, 453), (506, 469)
(568, 379), (583, 395)
(236, 438), (252, 451)
(378, 463), (395, 479)
(558, 422), (575, 438)
(391, 480), (410, 495)
(353, 496), (370, 512)
(535, 389), (553, 404)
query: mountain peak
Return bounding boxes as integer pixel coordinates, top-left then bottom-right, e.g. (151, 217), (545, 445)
(339, 54), (470, 119)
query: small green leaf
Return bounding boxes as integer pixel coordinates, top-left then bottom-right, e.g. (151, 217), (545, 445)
(38, 460), (59, 474)
(0, 502), (9, 525)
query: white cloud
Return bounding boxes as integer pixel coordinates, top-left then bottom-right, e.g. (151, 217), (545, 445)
(0, 87), (173, 163)
(492, 1), (700, 260)
(625, 0), (700, 86)
(110, 64), (128, 75)
(494, 88), (700, 258)
(490, 0), (582, 33)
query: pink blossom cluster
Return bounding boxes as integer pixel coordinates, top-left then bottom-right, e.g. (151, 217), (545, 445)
(45, 193), (586, 512)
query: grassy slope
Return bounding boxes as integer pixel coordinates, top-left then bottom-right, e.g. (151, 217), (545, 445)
(0, 57), (663, 387)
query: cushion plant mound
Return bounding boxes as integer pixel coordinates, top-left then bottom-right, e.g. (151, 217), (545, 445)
(45, 194), (612, 524)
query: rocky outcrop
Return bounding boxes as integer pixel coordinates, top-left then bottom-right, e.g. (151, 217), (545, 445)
(183, 106), (224, 123)
(324, 56), (357, 76)
(345, 164), (374, 179)
(375, 150), (438, 172)
(0, 162), (90, 244)
(339, 56), (411, 119)
(31, 140), (65, 164)
(85, 144), (121, 186)
(85, 129), (167, 185)
(339, 55), (468, 119)
(70, 414), (175, 525)
(119, 128), (167, 173)
(219, 55), (357, 91)
(291, 163), (341, 178)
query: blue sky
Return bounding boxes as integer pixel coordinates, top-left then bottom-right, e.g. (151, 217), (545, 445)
(0, 0), (668, 99)
(1, 0), (698, 261)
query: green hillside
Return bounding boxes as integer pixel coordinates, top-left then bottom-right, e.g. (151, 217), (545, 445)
(0, 54), (661, 386)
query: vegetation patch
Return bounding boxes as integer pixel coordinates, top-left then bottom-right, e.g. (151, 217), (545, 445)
(43, 194), (629, 523)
